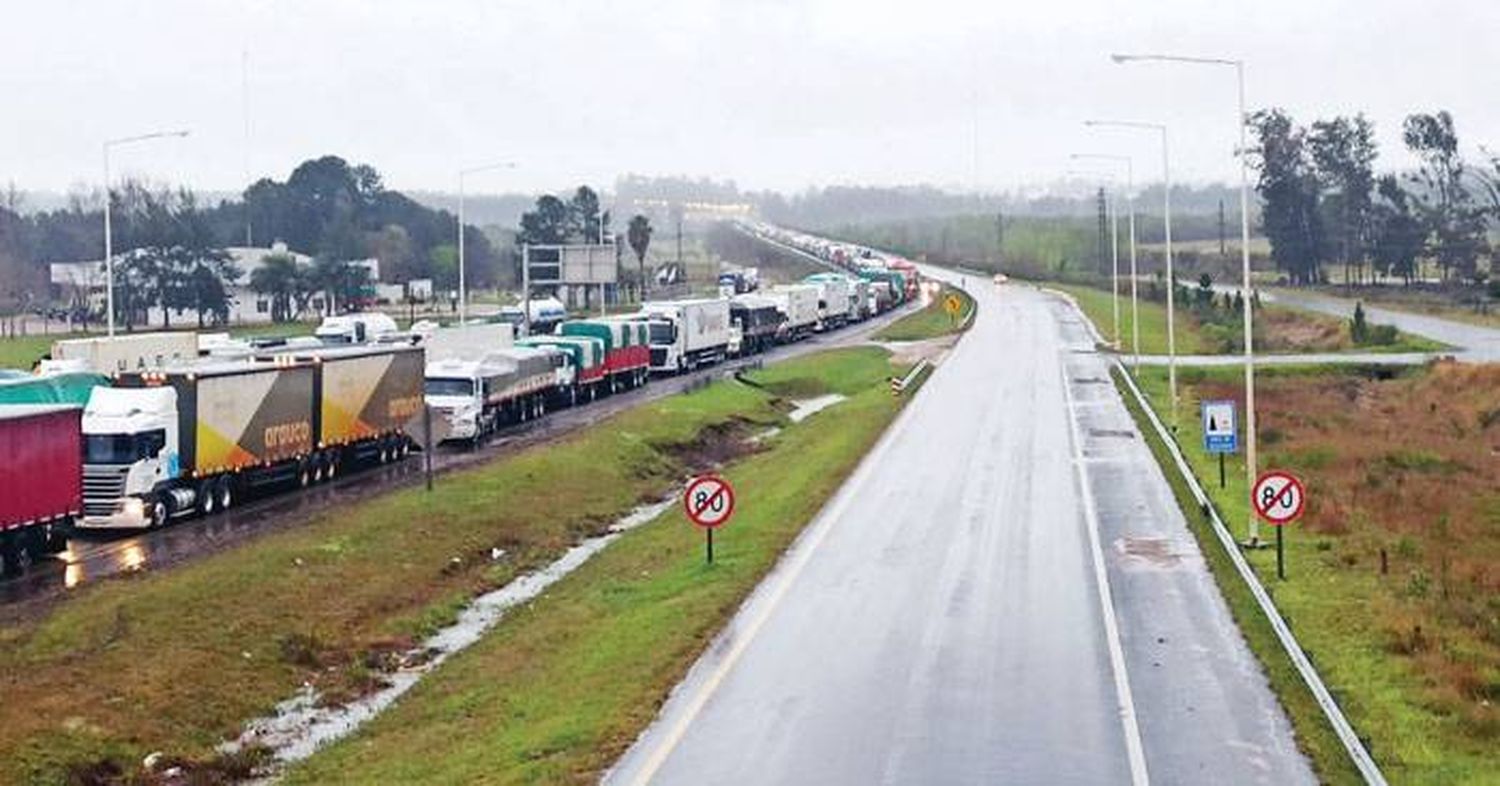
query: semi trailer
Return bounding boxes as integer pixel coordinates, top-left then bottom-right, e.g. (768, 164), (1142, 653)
(425, 346), (562, 442)
(766, 284), (820, 342)
(558, 319), (651, 391)
(0, 405), (80, 574)
(638, 299), (732, 374)
(803, 274), (853, 330)
(729, 294), (785, 356)
(51, 332), (199, 374)
(79, 345), (424, 530)
(517, 335), (607, 403)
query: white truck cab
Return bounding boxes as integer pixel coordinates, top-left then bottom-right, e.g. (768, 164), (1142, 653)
(80, 386), (181, 529)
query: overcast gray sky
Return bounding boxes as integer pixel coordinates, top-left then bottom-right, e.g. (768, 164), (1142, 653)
(3, 0), (1497, 198)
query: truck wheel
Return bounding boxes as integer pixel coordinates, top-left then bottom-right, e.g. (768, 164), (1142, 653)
(45, 524), (69, 555)
(326, 457), (340, 480)
(198, 481), (217, 516)
(398, 440), (410, 459)
(0, 534), (21, 577)
(298, 463), (312, 488)
(216, 478), (234, 511)
(148, 499), (169, 530)
(22, 527), (49, 563)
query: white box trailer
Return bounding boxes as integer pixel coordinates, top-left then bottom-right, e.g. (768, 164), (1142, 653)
(412, 323), (514, 362)
(767, 285), (820, 341)
(51, 332), (199, 374)
(639, 299), (731, 373)
(804, 276), (852, 330)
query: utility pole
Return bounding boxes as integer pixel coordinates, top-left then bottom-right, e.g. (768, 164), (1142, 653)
(1218, 198), (1227, 257)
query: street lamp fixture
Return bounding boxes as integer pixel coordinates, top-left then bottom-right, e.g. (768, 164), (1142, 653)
(1111, 51), (1261, 546)
(1085, 118), (1178, 424)
(1071, 152), (1140, 369)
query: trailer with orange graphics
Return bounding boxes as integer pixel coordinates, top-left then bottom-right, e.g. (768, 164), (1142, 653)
(78, 346), (423, 530)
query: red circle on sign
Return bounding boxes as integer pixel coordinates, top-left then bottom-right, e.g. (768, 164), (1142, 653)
(1252, 470), (1306, 526)
(684, 475), (735, 529)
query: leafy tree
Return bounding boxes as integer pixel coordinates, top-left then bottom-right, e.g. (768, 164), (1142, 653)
(1370, 176), (1424, 285)
(1308, 115), (1377, 285)
(1250, 109), (1323, 285)
(1403, 112), (1489, 283)
(628, 214), (653, 297)
(569, 186), (602, 242)
(518, 195), (570, 245)
(249, 252), (304, 322)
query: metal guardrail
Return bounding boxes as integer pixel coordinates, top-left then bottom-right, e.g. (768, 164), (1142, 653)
(1113, 358), (1388, 786)
(1041, 284), (1386, 784)
(888, 358), (929, 396)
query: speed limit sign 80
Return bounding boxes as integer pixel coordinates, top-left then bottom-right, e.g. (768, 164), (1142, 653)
(1252, 471), (1305, 526)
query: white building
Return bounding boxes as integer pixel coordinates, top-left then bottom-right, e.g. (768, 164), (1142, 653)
(50, 244), (381, 326)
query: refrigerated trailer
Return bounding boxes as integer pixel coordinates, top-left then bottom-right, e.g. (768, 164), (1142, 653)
(766, 284), (820, 342)
(0, 405), (80, 574)
(51, 332), (199, 374)
(638, 299), (731, 374)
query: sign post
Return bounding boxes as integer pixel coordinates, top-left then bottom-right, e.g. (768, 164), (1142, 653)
(684, 475), (736, 565)
(1201, 399), (1237, 490)
(944, 292), (963, 327)
(1252, 470), (1306, 580)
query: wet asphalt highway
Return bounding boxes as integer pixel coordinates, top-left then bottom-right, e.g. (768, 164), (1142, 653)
(606, 274), (1313, 785)
(0, 304), (914, 612)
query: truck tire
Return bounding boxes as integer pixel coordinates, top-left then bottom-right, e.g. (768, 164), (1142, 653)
(198, 480), (217, 516)
(148, 499), (169, 530)
(298, 463), (312, 488)
(216, 477), (234, 511)
(0, 533), (21, 577)
(45, 523), (69, 555)
(22, 526), (49, 563)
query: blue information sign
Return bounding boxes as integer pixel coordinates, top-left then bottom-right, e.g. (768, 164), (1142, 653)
(1201, 399), (1238, 454)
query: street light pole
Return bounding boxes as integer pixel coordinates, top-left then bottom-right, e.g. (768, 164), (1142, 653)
(1069, 168), (1122, 348)
(102, 130), (190, 337)
(456, 161), (516, 325)
(1112, 52), (1260, 545)
(1071, 153), (1138, 367)
(1085, 119), (1177, 422)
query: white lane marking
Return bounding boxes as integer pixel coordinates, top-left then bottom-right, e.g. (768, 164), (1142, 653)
(620, 341), (948, 786)
(1060, 359), (1151, 786)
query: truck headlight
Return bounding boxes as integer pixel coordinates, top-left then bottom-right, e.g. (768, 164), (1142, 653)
(122, 498), (145, 519)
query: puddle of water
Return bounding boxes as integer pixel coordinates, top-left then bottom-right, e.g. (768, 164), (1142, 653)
(1114, 536), (1186, 571)
(787, 394), (847, 423)
(222, 494), (678, 775)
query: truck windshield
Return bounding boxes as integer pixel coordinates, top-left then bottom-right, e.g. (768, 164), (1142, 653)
(425, 378), (474, 397)
(648, 322), (675, 344)
(84, 430), (164, 464)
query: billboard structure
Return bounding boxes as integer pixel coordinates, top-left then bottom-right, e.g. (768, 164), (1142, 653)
(522, 243), (619, 327)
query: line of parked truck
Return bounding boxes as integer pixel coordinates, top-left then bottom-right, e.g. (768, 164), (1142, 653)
(0, 257), (919, 575)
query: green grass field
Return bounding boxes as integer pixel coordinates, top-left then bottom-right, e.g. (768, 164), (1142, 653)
(1121, 365), (1498, 785)
(0, 346), (908, 784)
(1052, 282), (1445, 356)
(875, 285), (974, 341)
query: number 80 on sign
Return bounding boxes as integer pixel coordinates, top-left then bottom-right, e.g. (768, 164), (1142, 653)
(684, 475), (735, 530)
(1252, 471), (1306, 526)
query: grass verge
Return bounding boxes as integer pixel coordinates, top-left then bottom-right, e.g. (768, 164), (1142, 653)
(1052, 282), (1443, 356)
(875, 285), (974, 341)
(281, 346), (906, 783)
(1118, 363), (1498, 785)
(0, 322), (322, 370)
(0, 346), (904, 784)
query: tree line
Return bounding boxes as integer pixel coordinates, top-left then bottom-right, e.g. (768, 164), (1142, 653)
(1250, 109), (1496, 288)
(0, 155), (505, 326)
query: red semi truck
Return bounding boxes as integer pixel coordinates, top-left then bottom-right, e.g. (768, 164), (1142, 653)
(0, 405), (80, 574)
